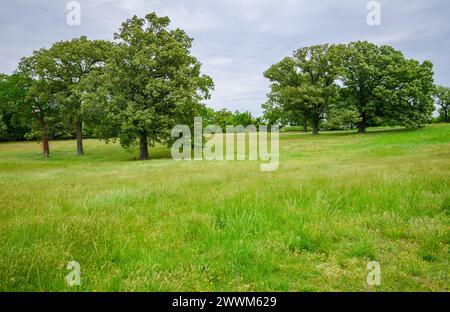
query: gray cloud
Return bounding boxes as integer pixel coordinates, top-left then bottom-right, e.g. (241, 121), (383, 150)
(1, 0), (449, 116)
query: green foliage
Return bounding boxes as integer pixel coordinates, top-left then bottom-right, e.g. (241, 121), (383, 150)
(434, 85), (450, 123)
(209, 108), (234, 129)
(38, 36), (113, 153)
(17, 52), (64, 150)
(232, 110), (254, 127)
(323, 106), (360, 131)
(263, 41), (436, 134)
(0, 74), (32, 141)
(340, 41), (435, 132)
(82, 13), (213, 159)
(0, 115), (6, 136)
(261, 100), (284, 126)
(264, 44), (343, 134)
(199, 106), (217, 125)
(199, 107), (256, 129)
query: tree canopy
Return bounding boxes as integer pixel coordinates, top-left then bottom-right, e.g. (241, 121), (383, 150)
(434, 85), (450, 123)
(36, 36), (112, 155)
(17, 50), (65, 157)
(340, 41), (435, 133)
(82, 13), (213, 160)
(0, 73), (32, 141)
(263, 41), (436, 134)
(264, 44), (343, 134)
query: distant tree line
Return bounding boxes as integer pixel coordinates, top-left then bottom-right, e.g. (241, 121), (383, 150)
(0, 13), (449, 159)
(263, 41), (448, 134)
(200, 107), (261, 129)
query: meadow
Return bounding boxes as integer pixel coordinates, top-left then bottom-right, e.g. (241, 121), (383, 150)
(0, 124), (449, 291)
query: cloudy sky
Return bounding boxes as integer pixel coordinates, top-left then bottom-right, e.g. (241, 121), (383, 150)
(1, 0), (449, 116)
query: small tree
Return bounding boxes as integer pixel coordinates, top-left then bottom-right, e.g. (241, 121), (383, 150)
(264, 44), (342, 135)
(210, 108), (234, 129)
(232, 111), (254, 127)
(435, 85), (450, 123)
(36, 36), (112, 155)
(83, 13), (213, 160)
(18, 51), (63, 157)
(261, 98), (285, 127)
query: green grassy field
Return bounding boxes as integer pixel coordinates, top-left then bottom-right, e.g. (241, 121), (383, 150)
(0, 124), (449, 291)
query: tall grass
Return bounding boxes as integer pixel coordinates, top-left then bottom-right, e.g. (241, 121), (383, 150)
(0, 124), (448, 291)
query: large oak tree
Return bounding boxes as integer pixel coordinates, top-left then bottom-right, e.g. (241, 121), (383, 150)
(340, 41), (435, 133)
(83, 13), (213, 160)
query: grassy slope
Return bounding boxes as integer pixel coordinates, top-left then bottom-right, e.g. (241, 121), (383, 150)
(0, 124), (449, 291)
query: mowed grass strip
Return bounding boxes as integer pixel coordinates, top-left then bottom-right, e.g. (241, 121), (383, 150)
(0, 124), (449, 291)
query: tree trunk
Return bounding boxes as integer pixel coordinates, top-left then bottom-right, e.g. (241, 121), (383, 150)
(39, 117), (49, 158)
(312, 118), (320, 135)
(139, 134), (149, 160)
(358, 114), (367, 134)
(302, 116), (308, 133)
(42, 135), (49, 158)
(76, 120), (84, 156)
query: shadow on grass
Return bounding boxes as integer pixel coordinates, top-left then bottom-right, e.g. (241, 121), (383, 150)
(124, 148), (172, 161)
(283, 126), (423, 138)
(5, 144), (173, 164)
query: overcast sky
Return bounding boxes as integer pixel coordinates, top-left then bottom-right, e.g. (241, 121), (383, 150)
(1, 0), (449, 116)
